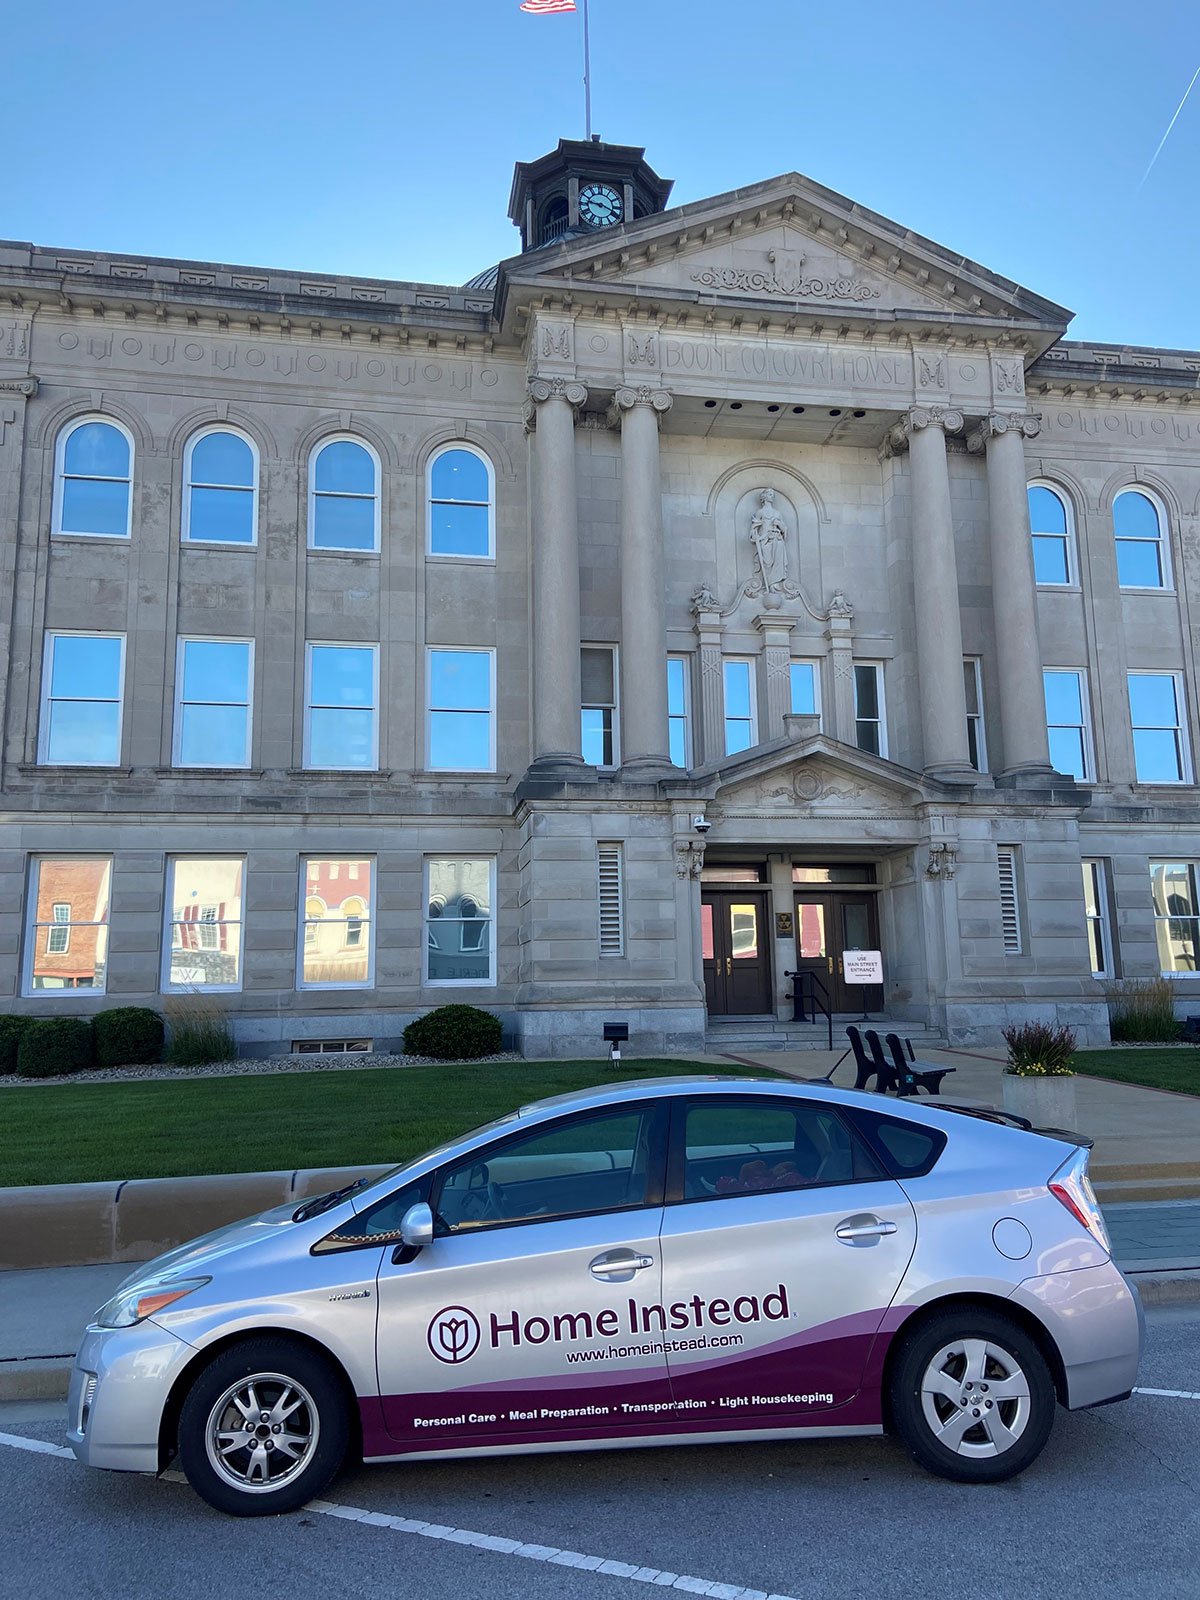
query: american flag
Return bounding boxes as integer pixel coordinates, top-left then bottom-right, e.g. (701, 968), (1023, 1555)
(520, 0), (577, 12)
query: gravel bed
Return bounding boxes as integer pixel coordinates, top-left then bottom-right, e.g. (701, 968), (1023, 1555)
(0, 1049), (523, 1089)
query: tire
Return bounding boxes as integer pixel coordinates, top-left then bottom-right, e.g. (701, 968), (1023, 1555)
(889, 1309), (1056, 1483)
(178, 1337), (350, 1516)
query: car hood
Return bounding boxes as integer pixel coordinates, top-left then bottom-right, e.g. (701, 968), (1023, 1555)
(116, 1200), (301, 1291)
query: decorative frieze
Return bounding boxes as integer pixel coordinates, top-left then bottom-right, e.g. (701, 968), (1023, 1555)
(690, 249), (880, 303)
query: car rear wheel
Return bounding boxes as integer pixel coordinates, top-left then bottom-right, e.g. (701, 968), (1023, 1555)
(889, 1310), (1055, 1483)
(178, 1337), (349, 1516)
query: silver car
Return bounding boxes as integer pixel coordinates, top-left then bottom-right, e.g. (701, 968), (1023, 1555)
(68, 1076), (1142, 1516)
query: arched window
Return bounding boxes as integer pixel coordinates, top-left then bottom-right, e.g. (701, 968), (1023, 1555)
(1114, 489), (1170, 589)
(308, 437), (380, 552)
(53, 417), (132, 538)
(183, 427), (258, 545)
(428, 444), (494, 559)
(1027, 482), (1073, 586)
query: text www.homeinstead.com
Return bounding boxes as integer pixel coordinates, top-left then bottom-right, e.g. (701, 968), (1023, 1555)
(565, 1334), (745, 1363)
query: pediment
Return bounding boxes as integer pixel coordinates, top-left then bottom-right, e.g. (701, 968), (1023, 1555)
(710, 737), (927, 818)
(500, 173), (1071, 332)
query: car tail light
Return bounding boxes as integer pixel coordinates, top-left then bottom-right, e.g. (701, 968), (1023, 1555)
(1049, 1148), (1111, 1254)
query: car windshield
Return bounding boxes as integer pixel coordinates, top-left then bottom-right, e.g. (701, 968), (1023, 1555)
(340, 1108), (525, 1211)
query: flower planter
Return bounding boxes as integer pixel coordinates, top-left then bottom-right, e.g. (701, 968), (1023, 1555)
(1002, 1072), (1077, 1132)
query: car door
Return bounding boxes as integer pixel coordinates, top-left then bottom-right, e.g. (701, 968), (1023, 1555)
(373, 1100), (674, 1454)
(657, 1094), (917, 1432)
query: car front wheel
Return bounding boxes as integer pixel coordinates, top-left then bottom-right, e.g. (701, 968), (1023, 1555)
(889, 1309), (1055, 1483)
(178, 1337), (350, 1515)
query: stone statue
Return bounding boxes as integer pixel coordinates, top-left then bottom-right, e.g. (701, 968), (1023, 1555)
(690, 582), (719, 614)
(827, 590), (854, 619)
(749, 488), (789, 606)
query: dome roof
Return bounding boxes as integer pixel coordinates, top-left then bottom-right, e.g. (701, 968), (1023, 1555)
(462, 264), (499, 292)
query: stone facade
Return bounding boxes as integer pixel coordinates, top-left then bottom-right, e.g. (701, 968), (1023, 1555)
(1, 140), (1197, 1056)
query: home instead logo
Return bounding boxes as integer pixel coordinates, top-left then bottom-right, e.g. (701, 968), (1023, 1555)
(426, 1286), (790, 1365)
(427, 1305), (482, 1365)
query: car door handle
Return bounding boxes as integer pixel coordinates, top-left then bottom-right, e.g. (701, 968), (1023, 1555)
(835, 1215), (898, 1244)
(589, 1249), (654, 1281)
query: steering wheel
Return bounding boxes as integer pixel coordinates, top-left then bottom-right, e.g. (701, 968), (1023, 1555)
(458, 1181), (505, 1225)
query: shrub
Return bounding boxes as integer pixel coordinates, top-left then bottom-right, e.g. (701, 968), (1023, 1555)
(1104, 976), (1183, 1043)
(93, 1007), (165, 1069)
(403, 1005), (502, 1062)
(165, 991), (237, 1066)
(1002, 1021), (1077, 1077)
(0, 1016), (34, 1073)
(16, 1017), (94, 1078)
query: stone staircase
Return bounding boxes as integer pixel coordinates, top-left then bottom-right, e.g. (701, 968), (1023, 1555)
(705, 1016), (947, 1054)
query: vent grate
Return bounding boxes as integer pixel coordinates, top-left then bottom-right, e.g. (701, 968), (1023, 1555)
(997, 847), (1022, 954)
(293, 1038), (373, 1055)
(598, 843), (625, 957)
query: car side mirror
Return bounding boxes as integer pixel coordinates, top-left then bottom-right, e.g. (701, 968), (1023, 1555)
(399, 1201), (434, 1250)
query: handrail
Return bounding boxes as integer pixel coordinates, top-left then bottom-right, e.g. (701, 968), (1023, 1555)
(784, 968), (833, 1050)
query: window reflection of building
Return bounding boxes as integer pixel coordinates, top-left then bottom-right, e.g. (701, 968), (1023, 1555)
(167, 858), (245, 989)
(426, 859), (493, 983)
(30, 859), (111, 990)
(1150, 861), (1199, 974)
(301, 860), (373, 986)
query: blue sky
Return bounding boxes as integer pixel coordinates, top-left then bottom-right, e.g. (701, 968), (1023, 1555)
(6, 1), (1198, 346)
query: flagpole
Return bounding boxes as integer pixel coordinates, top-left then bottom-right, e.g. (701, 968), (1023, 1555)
(583, 0), (592, 139)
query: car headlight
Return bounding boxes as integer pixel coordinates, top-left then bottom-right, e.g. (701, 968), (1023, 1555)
(96, 1276), (211, 1329)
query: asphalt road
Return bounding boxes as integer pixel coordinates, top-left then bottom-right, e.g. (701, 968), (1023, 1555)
(1, 1307), (1197, 1600)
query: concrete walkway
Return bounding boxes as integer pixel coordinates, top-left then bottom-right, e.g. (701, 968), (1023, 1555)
(711, 1045), (1200, 1198)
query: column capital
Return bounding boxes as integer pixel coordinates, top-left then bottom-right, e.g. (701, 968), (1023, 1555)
(607, 385), (673, 428)
(966, 410), (1042, 452)
(524, 376), (589, 431)
(0, 377), (37, 397)
(887, 405), (964, 454)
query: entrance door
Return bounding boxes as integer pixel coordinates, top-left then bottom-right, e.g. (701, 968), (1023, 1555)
(793, 892), (881, 1012)
(702, 891), (772, 1016)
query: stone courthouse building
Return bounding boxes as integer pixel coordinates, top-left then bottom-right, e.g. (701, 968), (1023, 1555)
(1, 138), (1198, 1056)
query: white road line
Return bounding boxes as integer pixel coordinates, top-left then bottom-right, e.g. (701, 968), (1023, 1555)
(1134, 1386), (1200, 1401)
(0, 1434), (797, 1600)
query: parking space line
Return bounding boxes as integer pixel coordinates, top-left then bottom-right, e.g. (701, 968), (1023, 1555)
(1134, 1386), (1200, 1401)
(0, 1434), (797, 1600)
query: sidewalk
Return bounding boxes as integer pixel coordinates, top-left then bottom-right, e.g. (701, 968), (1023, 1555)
(2, 1204), (1197, 1403)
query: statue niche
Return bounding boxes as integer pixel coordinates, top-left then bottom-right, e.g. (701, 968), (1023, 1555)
(690, 473), (826, 622)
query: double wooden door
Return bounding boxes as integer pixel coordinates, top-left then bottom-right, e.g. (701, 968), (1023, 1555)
(792, 892), (881, 1013)
(701, 891), (772, 1016)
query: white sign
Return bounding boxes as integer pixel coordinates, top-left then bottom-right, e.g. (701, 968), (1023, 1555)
(843, 949), (883, 985)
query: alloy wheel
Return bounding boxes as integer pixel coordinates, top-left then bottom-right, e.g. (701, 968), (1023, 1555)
(204, 1371), (320, 1493)
(919, 1337), (1032, 1458)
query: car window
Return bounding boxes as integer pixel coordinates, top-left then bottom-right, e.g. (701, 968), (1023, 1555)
(434, 1107), (659, 1234)
(844, 1108), (946, 1178)
(676, 1099), (877, 1201)
(312, 1178), (428, 1253)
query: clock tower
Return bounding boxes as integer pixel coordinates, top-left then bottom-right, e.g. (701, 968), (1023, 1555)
(508, 137), (673, 251)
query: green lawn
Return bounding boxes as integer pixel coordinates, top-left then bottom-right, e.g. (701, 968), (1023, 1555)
(1073, 1047), (1199, 1096)
(0, 1059), (777, 1188)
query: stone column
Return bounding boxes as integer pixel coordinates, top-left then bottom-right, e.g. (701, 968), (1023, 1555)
(894, 406), (975, 780)
(824, 596), (856, 745)
(525, 377), (589, 774)
(692, 604), (726, 765)
(0, 374), (36, 779)
(968, 411), (1054, 779)
(611, 385), (673, 775)
(755, 615), (795, 742)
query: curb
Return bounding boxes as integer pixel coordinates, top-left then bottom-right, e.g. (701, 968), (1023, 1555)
(5, 1270), (1197, 1407)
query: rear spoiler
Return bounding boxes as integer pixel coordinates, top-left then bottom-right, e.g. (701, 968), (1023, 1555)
(936, 1102), (1094, 1149)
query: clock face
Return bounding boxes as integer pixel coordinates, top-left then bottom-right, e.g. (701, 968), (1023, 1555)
(579, 183), (623, 229)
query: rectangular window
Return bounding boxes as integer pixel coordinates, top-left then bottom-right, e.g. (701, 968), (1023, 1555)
(667, 655), (691, 769)
(789, 660), (821, 721)
(598, 843), (625, 957)
(1044, 669), (1093, 782)
(723, 658), (757, 755)
(1081, 859), (1114, 979)
(174, 639), (253, 768)
(40, 633), (124, 766)
(300, 858), (374, 988)
(25, 857), (111, 994)
(854, 664), (886, 757)
(425, 858), (495, 985)
(1129, 673), (1189, 784)
(1150, 861), (1200, 975)
(581, 645), (619, 769)
(305, 644), (378, 771)
(997, 847), (1022, 955)
(428, 647), (495, 772)
(964, 659), (987, 772)
(165, 858), (245, 991)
